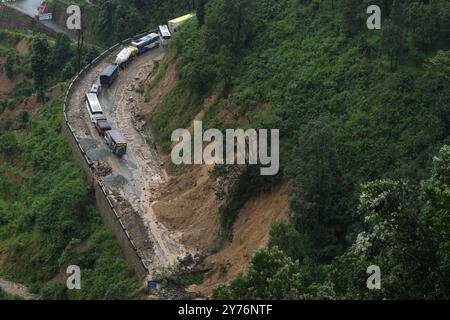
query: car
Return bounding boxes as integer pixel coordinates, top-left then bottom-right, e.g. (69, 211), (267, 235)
(95, 119), (112, 137)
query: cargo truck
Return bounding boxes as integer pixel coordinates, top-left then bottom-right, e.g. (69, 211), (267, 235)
(115, 47), (138, 68)
(168, 13), (195, 33)
(100, 64), (119, 86)
(104, 130), (127, 156)
(95, 119), (112, 137)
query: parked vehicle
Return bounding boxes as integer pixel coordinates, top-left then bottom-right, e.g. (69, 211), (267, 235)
(85, 93), (105, 123)
(115, 47), (138, 68)
(100, 63), (119, 86)
(158, 25), (171, 43)
(168, 13), (195, 33)
(95, 119), (112, 137)
(104, 130), (127, 156)
(89, 83), (102, 96)
(132, 33), (160, 54)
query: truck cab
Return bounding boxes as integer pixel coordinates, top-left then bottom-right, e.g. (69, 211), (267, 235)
(95, 119), (112, 137)
(89, 83), (102, 96)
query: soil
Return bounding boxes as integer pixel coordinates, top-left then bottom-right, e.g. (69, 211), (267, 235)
(0, 72), (25, 99)
(138, 58), (177, 120)
(187, 181), (289, 297)
(15, 39), (29, 54)
(140, 54), (290, 298)
(0, 278), (33, 300)
(153, 165), (223, 253)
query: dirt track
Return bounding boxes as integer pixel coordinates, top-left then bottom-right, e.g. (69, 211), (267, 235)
(66, 46), (193, 276)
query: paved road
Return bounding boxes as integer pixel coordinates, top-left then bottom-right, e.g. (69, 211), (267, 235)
(5, 0), (77, 41)
(66, 45), (192, 276)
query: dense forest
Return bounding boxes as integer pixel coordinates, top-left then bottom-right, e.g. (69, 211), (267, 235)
(149, 0), (450, 299)
(0, 30), (138, 299)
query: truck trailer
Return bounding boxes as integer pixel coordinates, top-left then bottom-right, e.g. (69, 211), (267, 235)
(100, 64), (119, 86)
(104, 130), (127, 156)
(168, 13), (196, 33)
(114, 47), (138, 68)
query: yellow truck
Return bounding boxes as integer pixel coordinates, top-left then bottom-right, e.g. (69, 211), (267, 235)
(168, 13), (196, 33)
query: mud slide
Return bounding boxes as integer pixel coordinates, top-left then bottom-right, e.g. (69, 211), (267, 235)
(0, 278), (33, 300)
(66, 46), (194, 277)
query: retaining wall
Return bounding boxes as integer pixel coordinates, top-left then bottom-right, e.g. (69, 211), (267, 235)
(0, 5), (56, 38)
(62, 31), (157, 280)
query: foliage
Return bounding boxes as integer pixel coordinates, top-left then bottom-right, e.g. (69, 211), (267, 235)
(0, 97), (138, 299)
(331, 145), (450, 299)
(156, 0), (450, 299)
(212, 246), (305, 299)
(3, 49), (15, 79)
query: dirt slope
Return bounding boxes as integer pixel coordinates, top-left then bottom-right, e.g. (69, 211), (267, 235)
(140, 54), (289, 297)
(153, 165), (223, 253)
(189, 182), (289, 297)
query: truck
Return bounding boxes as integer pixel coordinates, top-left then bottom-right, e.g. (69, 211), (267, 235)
(158, 25), (171, 45)
(95, 119), (112, 137)
(100, 63), (119, 86)
(168, 13), (196, 33)
(89, 82), (102, 96)
(114, 47), (138, 68)
(104, 130), (127, 156)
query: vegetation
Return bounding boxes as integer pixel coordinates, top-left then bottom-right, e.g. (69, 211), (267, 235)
(92, 0), (198, 45)
(0, 30), (138, 300)
(148, 0), (450, 299)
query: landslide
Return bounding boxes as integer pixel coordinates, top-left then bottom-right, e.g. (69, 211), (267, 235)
(137, 48), (289, 297)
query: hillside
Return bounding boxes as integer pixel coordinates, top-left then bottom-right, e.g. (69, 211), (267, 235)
(0, 29), (138, 299)
(141, 0), (450, 299)
(1, 0), (450, 301)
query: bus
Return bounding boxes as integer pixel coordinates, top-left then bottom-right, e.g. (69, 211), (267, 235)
(131, 33), (160, 49)
(85, 93), (105, 123)
(158, 25), (171, 42)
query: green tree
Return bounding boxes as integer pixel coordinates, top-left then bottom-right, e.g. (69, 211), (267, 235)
(420, 145), (450, 297)
(286, 119), (348, 262)
(205, 0), (256, 53)
(381, 21), (404, 70)
(212, 246), (305, 299)
(4, 50), (15, 79)
(268, 219), (309, 261)
(418, 50), (450, 137)
(50, 33), (72, 74)
(341, 0), (362, 37)
(0, 133), (20, 157)
(330, 180), (423, 299)
(30, 34), (50, 103)
(197, 0), (207, 26)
